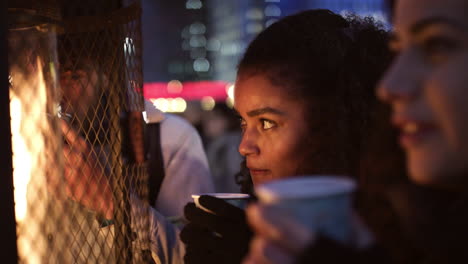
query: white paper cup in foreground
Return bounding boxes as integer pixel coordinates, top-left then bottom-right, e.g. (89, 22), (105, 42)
(256, 176), (356, 244)
(192, 193), (251, 214)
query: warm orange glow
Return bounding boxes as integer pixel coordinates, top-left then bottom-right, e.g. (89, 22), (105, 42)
(10, 95), (31, 223)
(10, 57), (51, 223)
(10, 56), (62, 263)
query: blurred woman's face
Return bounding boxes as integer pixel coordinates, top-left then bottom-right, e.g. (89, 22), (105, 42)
(60, 63), (99, 118)
(377, 0), (468, 188)
(234, 74), (309, 186)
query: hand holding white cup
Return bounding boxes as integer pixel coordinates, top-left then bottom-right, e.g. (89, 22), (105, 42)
(255, 175), (356, 244)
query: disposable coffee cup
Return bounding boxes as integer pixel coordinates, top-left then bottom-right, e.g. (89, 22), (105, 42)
(256, 176), (356, 244)
(192, 193), (251, 214)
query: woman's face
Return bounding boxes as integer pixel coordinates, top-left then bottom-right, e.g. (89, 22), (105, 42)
(234, 74), (309, 186)
(377, 0), (468, 188)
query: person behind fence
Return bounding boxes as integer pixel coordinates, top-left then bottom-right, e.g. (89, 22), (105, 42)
(243, 0), (468, 263)
(180, 9), (391, 264)
(142, 98), (215, 222)
(59, 54), (202, 263)
(204, 104), (244, 193)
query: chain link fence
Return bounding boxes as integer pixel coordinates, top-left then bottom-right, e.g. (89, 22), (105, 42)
(8, 0), (151, 263)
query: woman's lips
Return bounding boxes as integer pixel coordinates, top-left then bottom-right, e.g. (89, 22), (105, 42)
(248, 169), (270, 177)
(393, 119), (437, 148)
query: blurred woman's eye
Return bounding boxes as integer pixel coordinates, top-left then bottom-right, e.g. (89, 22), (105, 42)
(240, 118), (247, 132)
(261, 119), (276, 130)
(388, 33), (402, 56)
(72, 73), (81, 80)
(422, 36), (458, 63)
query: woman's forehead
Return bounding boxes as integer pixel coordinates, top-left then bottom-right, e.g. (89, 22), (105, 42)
(394, 0), (468, 31)
(234, 75), (305, 115)
(235, 75), (289, 100)
(60, 57), (97, 72)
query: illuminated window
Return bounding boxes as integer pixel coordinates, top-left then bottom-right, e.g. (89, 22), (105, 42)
(189, 22), (206, 34)
(189, 35), (207, 48)
(264, 4), (281, 17)
(220, 42), (242, 55)
(206, 38), (221, 51)
(186, 0), (202, 9)
(193, 58), (210, 72)
(246, 8), (264, 20)
(246, 22), (263, 34)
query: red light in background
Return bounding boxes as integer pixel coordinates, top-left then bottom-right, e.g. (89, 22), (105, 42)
(144, 81), (230, 101)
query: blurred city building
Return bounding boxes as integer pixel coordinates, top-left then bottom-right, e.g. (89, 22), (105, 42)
(206, 0), (389, 83)
(142, 0), (389, 114)
(142, 0), (211, 83)
(205, 0), (266, 83)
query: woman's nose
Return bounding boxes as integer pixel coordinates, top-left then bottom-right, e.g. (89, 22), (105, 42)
(377, 49), (422, 104)
(238, 129), (259, 157)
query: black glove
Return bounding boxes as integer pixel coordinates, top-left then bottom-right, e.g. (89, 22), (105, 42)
(181, 195), (253, 264)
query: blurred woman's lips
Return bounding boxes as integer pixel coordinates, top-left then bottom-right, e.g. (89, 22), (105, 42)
(392, 116), (437, 148)
(249, 169), (272, 185)
(248, 168), (270, 178)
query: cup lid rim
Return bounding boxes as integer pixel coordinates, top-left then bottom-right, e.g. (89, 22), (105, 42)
(191, 193), (251, 200)
(256, 175), (356, 202)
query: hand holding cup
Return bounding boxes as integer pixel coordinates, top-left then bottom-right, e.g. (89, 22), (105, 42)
(243, 176), (359, 264)
(181, 194), (252, 264)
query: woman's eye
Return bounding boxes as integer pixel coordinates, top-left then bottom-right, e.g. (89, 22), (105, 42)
(422, 36), (458, 63)
(261, 119), (276, 130)
(239, 119), (247, 131)
(388, 34), (402, 56)
(72, 73), (81, 80)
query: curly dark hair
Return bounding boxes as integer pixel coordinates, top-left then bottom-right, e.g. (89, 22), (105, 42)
(235, 9), (392, 193)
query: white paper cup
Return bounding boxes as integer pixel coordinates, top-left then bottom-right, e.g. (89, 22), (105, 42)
(256, 176), (356, 244)
(192, 193), (251, 214)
